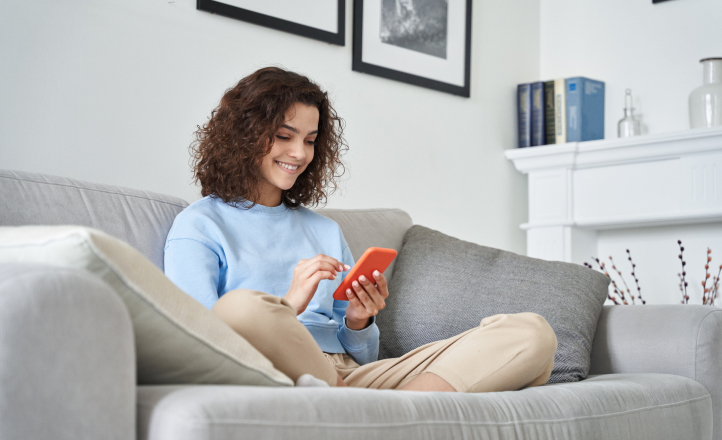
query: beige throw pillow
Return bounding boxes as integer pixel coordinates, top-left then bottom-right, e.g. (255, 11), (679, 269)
(0, 226), (292, 387)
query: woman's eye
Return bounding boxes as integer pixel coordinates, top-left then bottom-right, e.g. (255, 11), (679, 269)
(306, 140), (316, 146)
(275, 135), (290, 141)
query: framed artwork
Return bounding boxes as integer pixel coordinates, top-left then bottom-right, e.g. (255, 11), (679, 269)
(353, 0), (472, 97)
(197, 0), (345, 46)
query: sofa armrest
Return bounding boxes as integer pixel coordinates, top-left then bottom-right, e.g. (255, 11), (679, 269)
(590, 304), (722, 439)
(0, 264), (135, 440)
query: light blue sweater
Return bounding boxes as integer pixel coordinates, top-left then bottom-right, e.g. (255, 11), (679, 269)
(163, 196), (379, 365)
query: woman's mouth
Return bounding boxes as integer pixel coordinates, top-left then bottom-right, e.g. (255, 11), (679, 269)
(276, 160), (300, 174)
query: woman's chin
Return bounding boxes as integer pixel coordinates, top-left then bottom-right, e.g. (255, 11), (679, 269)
(278, 181), (297, 191)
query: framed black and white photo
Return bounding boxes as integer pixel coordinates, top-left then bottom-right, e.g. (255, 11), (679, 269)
(197, 0), (345, 46)
(353, 0), (472, 97)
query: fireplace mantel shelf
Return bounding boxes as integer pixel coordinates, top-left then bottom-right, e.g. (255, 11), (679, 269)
(505, 126), (722, 173)
(518, 209), (722, 231)
(504, 126), (722, 264)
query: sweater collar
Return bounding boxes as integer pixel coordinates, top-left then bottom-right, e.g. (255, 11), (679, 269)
(248, 201), (289, 215)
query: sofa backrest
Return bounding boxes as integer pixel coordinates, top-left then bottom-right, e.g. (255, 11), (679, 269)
(0, 169), (188, 270)
(0, 170), (414, 277)
(316, 209), (412, 278)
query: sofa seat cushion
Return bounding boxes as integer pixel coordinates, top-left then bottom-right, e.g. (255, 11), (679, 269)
(0, 226), (292, 387)
(138, 373), (711, 440)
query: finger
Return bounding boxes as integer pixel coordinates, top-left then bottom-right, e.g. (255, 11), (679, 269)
(300, 256), (334, 271)
(345, 288), (363, 309)
(372, 270), (389, 299)
(295, 259), (319, 277)
(311, 254), (350, 272)
(352, 280), (377, 315)
(294, 259), (307, 274)
(302, 260), (339, 279)
(310, 271), (337, 284)
(358, 275), (384, 307)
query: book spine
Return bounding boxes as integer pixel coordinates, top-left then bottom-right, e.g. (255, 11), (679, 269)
(517, 84), (531, 148)
(530, 82), (545, 146)
(544, 81), (556, 145)
(554, 78), (566, 144)
(580, 78), (605, 141)
(565, 77), (581, 142)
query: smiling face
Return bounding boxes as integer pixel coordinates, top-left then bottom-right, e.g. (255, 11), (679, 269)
(257, 102), (319, 207)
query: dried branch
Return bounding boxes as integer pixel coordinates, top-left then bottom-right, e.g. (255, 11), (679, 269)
(627, 249), (645, 304)
(587, 258), (627, 305)
(702, 248), (712, 305)
(610, 256), (635, 304)
(678, 240), (689, 304)
(678, 273), (686, 304)
(711, 265), (721, 305)
(707, 260), (721, 306)
(585, 261), (620, 304)
(586, 243), (719, 306)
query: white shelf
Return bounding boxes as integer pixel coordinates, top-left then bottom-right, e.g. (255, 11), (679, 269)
(504, 126), (722, 264)
(505, 126), (722, 173)
(521, 210), (722, 231)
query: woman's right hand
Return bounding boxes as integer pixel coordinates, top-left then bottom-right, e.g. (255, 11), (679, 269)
(285, 254), (349, 315)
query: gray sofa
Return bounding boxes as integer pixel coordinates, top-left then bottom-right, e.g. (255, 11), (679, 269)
(0, 168), (720, 440)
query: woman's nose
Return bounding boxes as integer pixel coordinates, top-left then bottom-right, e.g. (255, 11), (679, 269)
(288, 139), (306, 160)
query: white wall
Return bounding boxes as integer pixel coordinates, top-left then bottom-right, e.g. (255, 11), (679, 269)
(540, 0), (722, 138)
(539, 0), (722, 305)
(0, 0), (540, 254)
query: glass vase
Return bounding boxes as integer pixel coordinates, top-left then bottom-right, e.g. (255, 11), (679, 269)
(618, 89), (640, 138)
(689, 57), (722, 129)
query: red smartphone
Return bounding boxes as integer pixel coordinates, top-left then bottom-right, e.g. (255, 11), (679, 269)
(332, 247), (397, 300)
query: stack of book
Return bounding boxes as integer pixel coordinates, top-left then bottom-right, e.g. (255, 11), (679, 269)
(517, 77), (605, 148)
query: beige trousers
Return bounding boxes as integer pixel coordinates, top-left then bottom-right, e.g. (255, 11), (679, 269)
(212, 289), (557, 392)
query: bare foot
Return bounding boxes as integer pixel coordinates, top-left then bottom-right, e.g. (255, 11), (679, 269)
(295, 374), (330, 387)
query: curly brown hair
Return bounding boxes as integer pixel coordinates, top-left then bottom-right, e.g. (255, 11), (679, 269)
(190, 67), (347, 209)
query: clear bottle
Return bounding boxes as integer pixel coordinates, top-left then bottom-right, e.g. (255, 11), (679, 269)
(618, 89), (640, 138)
(689, 57), (722, 129)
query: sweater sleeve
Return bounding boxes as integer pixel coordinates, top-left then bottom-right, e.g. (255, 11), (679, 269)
(164, 238), (223, 310)
(334, 243), (380, 365)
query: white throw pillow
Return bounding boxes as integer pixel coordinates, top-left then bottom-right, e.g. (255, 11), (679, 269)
(0, 226), (292, 387)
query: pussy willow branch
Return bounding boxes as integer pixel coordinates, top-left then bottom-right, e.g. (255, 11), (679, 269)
(584, 261), (620, 305)
(587, 243), (717, 306)
(702, 248), (712, 305)
(678, 240), (689, 304)
(710, 266), (721, 306)
(610, 256), (635, 304)
(589, 258), (627, 305)
(626, 249), (645, 305)
(678, 273), (686, 304)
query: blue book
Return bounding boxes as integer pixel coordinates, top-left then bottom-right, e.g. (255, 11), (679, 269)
(517, 84), (531, 148)
(565, 77), (605, 142)
(530, 81), (545, 146)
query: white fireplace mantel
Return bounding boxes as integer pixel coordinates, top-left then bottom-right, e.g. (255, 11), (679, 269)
(505, 126), (722, 265)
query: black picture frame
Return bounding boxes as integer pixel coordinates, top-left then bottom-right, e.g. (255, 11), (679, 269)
(352, 0), (472, 97)
(197, 0), (346, 46)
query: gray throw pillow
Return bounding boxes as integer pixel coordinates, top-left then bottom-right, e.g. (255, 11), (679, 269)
(379, 225), (610, 384)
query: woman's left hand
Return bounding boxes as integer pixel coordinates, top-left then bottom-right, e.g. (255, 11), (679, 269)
(344, 270), (389, 330)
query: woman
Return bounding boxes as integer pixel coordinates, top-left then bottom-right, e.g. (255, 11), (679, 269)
(164, 67), (557, 391)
